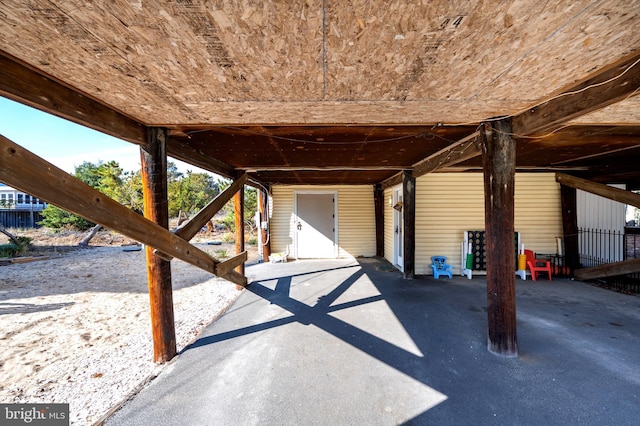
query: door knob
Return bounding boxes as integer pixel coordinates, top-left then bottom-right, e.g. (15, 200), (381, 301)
(297, 222), (302, 230)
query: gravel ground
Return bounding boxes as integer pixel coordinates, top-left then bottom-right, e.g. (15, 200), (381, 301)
(0, 236), (254, 425)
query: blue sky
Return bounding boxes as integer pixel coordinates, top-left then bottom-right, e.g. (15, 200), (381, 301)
(0, 97), (210, 175)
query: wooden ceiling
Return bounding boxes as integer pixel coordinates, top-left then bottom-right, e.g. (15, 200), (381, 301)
(0, 1), (639, 187)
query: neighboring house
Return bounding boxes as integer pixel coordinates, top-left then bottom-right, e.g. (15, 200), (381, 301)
(0, 182), (47, 228)
(269, 172), (563, 276)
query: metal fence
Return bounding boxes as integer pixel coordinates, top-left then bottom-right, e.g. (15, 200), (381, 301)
(578, 227), (640, 293)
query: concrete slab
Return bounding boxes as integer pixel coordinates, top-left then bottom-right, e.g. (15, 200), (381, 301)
(106, 258), (640, 425)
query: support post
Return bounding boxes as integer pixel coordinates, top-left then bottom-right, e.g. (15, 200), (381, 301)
(402, 171), (415, 279)
(481, 120), (518, 357)
(258, 189), (271, 262)
(234, 184), (245, 276)
(374, 184), (384, 258)
(560, 184), (580, 276)
(141, 127), (176, 363)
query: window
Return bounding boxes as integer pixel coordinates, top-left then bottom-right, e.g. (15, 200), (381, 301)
(17, 194), (23, 204)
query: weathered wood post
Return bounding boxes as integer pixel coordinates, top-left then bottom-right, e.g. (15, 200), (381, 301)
(402, 170), (416, 279)
(140, 127), (176, 363)
(374, 183), (384, 258)
(234, 183), (245, 276)
(481, 120), (518, 357)
(560, 184), (579, 277)
(258, 189), (271, 262)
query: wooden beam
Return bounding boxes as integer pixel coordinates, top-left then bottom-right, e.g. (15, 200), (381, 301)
(555, 173), (640, 208)
(560, 185), (579, 276)
(402, 171), (415, 279)
(177, 174), (248, 240)
(216, 251), (248, 277)
(0, 50), (146, 144)
(234, 185), (245, 276)
(243, 166), (405, 171)
(513, 51), (640, 136)
(0, 134), (246, 287)
(140, 127), (176, 363)
(166, 138), (267, 193)
(374, 183), (384, 258)
(550, 145), (640, 166)
(575, 258), (640, 281)
(482, 120), (518, 357)
(166, 138), (238, 179)
(152, 173), (248, 261)
(380, 171), (403, 190)
(412, 131), (481, 178)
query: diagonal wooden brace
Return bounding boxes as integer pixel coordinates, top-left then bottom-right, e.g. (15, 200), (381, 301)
(575, 257), (640, 281)
(556, 173), (640, 209)
(177, 173), (248, 240)
(215, 251), (248, 277)
(153, 173), (248, 261)
(0, 134), (247, 286)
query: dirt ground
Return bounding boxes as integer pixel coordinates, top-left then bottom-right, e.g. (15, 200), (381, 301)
(0, 228), (257, 425)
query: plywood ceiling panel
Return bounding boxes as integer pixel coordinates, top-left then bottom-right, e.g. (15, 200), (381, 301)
(0, 1), (639, 187)
(1, 1), (638, 125)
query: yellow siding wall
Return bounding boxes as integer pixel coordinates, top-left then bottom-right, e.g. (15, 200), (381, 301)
(271, 174), (562, 273)
(270, 186), (296, 256)
(514, 174), (563, 256)
(337, 186), (376, 257)
(414, 173), (562, 275)
(270, 185), (376, 258)
(415, 173), (485, 275)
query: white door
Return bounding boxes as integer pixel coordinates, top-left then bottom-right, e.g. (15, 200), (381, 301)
(295, 193), (336, 258)
(393, 187), (404, 271)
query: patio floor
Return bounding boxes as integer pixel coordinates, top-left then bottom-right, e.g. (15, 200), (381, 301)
(106, 257), (640, 425)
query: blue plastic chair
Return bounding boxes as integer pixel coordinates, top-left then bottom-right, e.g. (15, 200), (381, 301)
(431, 256), (453, 279)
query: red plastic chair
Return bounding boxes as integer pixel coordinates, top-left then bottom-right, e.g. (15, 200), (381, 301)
(524, 249), (552, 281)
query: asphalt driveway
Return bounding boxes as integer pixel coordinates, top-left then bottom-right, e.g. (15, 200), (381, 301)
(107, 257), (640, 425)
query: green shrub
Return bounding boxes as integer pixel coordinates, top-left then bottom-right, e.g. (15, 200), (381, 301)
(0, 244), (18, 257)
(221, 232), (234, 243)
(219, 212), (235, 231)
(39, 205), (94, 231)
(0, 236), (31, 258)
(214, 248), (229, 260)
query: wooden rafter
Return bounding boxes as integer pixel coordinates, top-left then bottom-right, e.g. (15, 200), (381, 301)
(0, 50), (146, 144)
(555, 173), (640, 209)
(412, 131), (481, 178)
(513, 51), (640, 137)
(166, 138), (268, 191)
(550, 145), (640, 166)
(166, 138), (238, 180)
(0, 134), (246, 286)
(380, 172), (404, 190)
